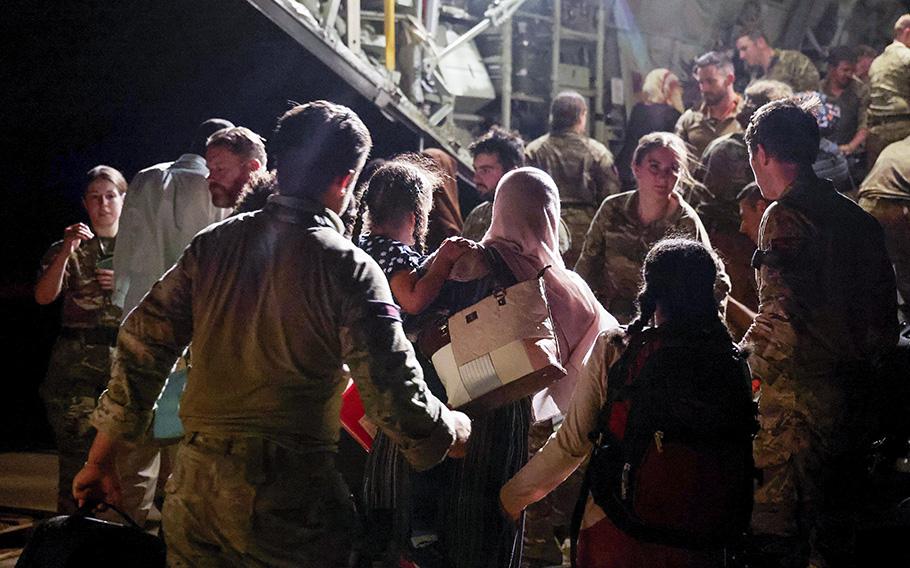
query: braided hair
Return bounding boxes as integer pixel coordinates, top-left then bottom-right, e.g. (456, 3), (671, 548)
(361, 154), (441, 253)
(626, 238), (729, 340)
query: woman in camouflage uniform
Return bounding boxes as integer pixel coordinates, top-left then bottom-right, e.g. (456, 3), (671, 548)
(574, 132), (728, 323)
(35, 165), (127, 514)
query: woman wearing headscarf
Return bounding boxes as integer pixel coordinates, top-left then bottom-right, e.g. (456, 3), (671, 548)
(422, 148), (463, 253)
(617, 69), (685, 190)
(430, 167), (615, 568)
(501, 238), (752, 568)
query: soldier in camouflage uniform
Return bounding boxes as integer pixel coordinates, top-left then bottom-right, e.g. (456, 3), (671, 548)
(866, 15), (910, 169)
(742, 99), (898, 567)
(574, 132), (729, 324)
(675, 51), (744, 160)
(858, 134), (910, 319)
(526, 91), (620, 267)
(735, 25), (820, 93)
(34, 166), (138, 516)
(72, 102), (471, 568)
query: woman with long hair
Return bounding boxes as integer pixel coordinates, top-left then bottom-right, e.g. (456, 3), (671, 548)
(502, 238), (754, 567)
(575, 132), (728, 324)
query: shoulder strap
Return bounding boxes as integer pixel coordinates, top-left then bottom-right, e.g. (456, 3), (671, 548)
(481, 245), (516, 289)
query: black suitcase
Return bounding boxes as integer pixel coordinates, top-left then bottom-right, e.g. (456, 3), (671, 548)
(15, 504), (166, 568)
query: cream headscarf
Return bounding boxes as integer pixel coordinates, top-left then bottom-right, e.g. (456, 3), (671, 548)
(482, 167), (617, 420)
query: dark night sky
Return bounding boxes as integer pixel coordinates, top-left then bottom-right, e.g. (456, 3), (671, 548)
(0, 1), (424, 447)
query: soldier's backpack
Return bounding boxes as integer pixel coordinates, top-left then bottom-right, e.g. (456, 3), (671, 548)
(571, 324), (758, 560)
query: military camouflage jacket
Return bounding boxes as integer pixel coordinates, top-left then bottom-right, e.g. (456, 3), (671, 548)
(751, 49), (820, 93)
(868, 40), (910, 119)
(742, 175), (898, 392)
(674, 95), (743, 159)
(525, 131), (620, 207)
(41, 236), (121, 329)
(461, 199), (571, 254)
(461, 201), (493, 242)
(574, 190), (729, 323)
(699, 132), (753, 232)
(92, 194), (457, 470)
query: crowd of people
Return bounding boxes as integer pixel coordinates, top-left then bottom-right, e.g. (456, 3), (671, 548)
(32, 13), (910, 568)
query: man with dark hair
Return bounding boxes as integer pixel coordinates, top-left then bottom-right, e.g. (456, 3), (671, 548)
(114, 117), (234, 315)
(735, 25), (820, 92)
(526, 90), (620, 266)
(821, 46), (869, 159)
(73, 101), (470, 566)
(675, 51), (743, 158)
(858, 134), (910, 319)
(205, 126), (267, 209)
(742, 97), (898, 567)
(866, 14), (910, 168)
(736, 182), (770, 246)
(461, 126), (524, 241)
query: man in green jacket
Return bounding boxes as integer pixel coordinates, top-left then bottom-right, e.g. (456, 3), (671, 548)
(73, 101), (471, 567)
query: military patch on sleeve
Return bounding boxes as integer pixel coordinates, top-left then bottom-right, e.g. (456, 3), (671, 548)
(365, 300), (402, 322)
(752, 237), (803, 269)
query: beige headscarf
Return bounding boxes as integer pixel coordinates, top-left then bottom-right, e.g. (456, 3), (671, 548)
(482, 167), (617, 420)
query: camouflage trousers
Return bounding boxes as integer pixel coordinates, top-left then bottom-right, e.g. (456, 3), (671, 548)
(752, 377), (870, 568)
(560, 205), (595, 269)
(866, 119), (910, 171)
(163, 433), (360, 568)
(522, 419), (584, 568)
(858, 196), (910, 314)
(42, 335), (160, 524)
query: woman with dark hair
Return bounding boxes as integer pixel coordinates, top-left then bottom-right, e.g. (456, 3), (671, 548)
(35, 165), (128, 515)
(575, 132), (729, 324)
(502, 238), (754, 568)
(358, 156), (473, 566)
(357, 155), (471, 314)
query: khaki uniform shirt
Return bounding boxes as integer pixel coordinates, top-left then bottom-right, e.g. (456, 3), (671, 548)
(742, 176), (897, 426)
(751, 49), (820, 93)
(674, 95), (744, 159)
(92, 194), (456, 470)
(525, 131), (620, 207)
(858, 136), (910, 201)
(574, 190), (729, 323)
(868, 41), (910, 120)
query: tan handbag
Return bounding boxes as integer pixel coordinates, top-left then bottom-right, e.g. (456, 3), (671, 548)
(419, 249), (566, 415)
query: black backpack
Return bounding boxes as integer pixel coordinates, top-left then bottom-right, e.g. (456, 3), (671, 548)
(571, 324), (758, 560)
